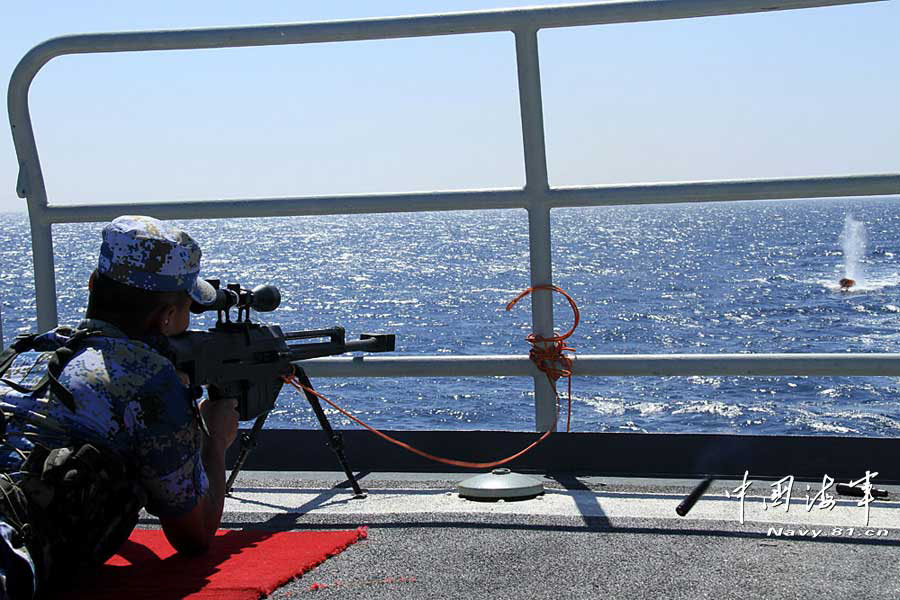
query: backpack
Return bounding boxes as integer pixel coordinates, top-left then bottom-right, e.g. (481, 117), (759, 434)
(0, 329), (147, 592)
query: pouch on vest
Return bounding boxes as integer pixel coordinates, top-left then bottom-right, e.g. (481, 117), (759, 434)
(12, 442), (146, 592)
(0, 328), (106, 414)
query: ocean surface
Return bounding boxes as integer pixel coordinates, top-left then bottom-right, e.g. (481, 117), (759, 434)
(3, 197), (900, 436)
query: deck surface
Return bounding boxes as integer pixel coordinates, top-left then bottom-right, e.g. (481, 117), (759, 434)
(140, 471), (900, 599)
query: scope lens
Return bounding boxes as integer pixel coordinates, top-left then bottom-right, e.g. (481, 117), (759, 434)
(250, 285), (280, 312)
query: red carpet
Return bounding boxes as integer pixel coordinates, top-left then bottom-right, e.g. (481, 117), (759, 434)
(61, 527), (368, 600)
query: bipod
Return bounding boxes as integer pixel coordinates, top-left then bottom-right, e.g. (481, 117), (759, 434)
(292, 367), (366, 498)
(224, 368), (366, 497)
(225, 409), (268, 495)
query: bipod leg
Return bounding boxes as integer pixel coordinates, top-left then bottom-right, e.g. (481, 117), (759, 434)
(294, 368), (366, 498)
(225, 410), (269, 495)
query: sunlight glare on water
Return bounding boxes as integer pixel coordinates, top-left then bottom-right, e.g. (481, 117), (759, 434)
(2, 197), (900, 436)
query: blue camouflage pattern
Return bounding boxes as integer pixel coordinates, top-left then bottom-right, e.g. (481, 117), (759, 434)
(0, 320), (209, 518)
(98, 215), (216, 305)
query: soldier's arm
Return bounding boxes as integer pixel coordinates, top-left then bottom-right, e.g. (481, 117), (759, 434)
(159, 396), (238, 554)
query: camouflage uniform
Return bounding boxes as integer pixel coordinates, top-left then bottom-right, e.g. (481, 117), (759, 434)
(0, 216), (217, 598)
(0, 321), (209, 516)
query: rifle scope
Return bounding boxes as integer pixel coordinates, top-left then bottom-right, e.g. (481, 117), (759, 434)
(190, 279), (281, 315)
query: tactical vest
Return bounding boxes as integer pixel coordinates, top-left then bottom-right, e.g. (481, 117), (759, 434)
(0, 328), (147, 594)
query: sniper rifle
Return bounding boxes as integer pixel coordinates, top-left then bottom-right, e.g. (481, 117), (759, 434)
(167, 280), (395, 496)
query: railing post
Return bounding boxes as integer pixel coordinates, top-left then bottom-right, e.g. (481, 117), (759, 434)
(10, 58), (60, 334)
(515, 27), (557, 432)
(527, 206), (558, 432)
(29, 217), (58, 332)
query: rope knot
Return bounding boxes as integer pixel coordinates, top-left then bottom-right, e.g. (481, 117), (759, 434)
(528, 339), (575, 382)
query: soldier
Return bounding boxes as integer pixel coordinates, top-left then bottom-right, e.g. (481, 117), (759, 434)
(0, 215), (238, 598)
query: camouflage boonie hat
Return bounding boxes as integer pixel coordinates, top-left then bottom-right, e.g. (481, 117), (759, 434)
(98, 215), (216, 305)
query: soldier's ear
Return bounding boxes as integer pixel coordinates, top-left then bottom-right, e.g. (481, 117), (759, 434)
(147, 303), (177, 336)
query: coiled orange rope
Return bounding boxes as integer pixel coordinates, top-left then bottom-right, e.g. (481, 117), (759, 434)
(505, 284), (579, 432)
(284, 285), (579, 469)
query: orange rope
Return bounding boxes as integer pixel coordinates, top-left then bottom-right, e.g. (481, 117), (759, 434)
(506, 285), (579, 432)
(284, 374), (553, 469)
(282, 285), (580, 469)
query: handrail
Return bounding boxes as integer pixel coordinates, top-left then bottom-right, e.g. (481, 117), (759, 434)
(29, 174), (900, 224)
(7, 0), (884, 77)
(301, 354), (900, 378)
(8, 0), (897, 431)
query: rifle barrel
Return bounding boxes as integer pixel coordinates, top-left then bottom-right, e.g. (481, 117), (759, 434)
(283, 327), (345, 342)
(287, 334), (395, 362)
(287, 341), (345, 361)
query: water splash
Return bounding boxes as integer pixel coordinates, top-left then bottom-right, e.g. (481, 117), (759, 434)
(840, 214), (867, 284)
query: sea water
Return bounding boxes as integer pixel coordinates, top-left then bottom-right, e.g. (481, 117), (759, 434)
(2, 196), (900, 436)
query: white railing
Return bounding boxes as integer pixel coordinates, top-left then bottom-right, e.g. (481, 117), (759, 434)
(8, 0), (899, 431)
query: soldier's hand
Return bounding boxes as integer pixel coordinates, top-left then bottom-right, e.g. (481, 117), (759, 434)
(199, 394), (239, 450)
(175, 370), (191, 387)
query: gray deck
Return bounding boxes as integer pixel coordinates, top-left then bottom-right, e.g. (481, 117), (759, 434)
(142, 471), (900, 599)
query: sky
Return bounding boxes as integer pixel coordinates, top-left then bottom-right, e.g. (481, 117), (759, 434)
(1, 0), (898, 214)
